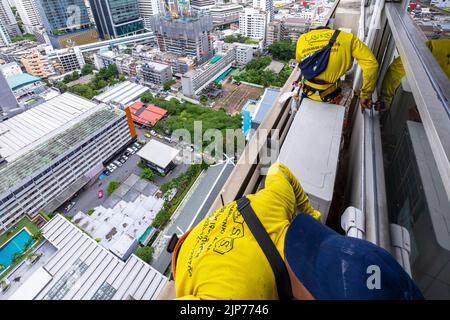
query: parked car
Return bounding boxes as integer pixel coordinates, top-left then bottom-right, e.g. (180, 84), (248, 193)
(98, 189), (104, 199)
(65, 201), (76, 212)
(132, 146), (139, 152)
(103, 169), (110, 176)
(122, 154), (129, 161)
(164, 136), (172, 143)
(118, 158), (126, 164)
(156, 134), (163, 139)
(110, 163), (118, 171)
(144, 133), (152, 138)
(113, 160), (122, 167)
(127, 147), (135, 155)
(150, 130), (157, 136)
(134, 142), (142, 148)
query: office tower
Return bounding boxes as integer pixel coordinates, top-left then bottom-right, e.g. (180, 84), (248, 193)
(138, 0), (162, 30)
(89, 0), (145, 40)
(13, 0), (43, 34)
(150, 12), (214, 64)
(0, 20), (12, 46)
(0, 0), (21, 37)
(36, 0), (98, 48)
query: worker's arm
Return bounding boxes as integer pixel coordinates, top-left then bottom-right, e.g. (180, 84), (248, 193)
(261, 162), (320, 221)
(380, 56), (406, 105)
(351, 35), (379, 99)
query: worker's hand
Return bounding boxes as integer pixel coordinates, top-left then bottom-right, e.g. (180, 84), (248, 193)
(360, 98), (372, 112)
(374, 100), (389, 113)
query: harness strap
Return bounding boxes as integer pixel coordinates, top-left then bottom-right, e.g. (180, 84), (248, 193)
(236, 197), (293, 300)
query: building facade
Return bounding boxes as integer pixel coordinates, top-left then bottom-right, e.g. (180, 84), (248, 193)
(0, 0), (22, 37)
(190, 0), (215, 11)
(0, 19), (12, 47)
(0, 93), (136, 228)
(150, 12), (214, 65)
(182, 48), (236, 97)
(138, 0), (163, 30)
(253, 0), (273, 22)
(239, 8), (267, 41)
(209, 3), (243, 27)
(89, 0), (145, 40)
(14, 0), (43, 34)
(234, 44), (254, 66)
(47, 46), (86, 73)
(21, 48), (53, 78)
(140, 61), (172, 86)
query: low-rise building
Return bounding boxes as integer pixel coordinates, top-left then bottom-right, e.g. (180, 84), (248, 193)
(94, 81), (150, 108)
(210, 3), (244, 27)
(46, 47), (86, 74)
(21, 48), (54, 78)
(0, 62), (23, 78)
(140, 61), (172, 86)
(127, 101), (167, 127)
(182, 48), (236, 97)
(137, 139), (180, 174)
(0, 93), (137, 228)
(235, 44), (254, 66)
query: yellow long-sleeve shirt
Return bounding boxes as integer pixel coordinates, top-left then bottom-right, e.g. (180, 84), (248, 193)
(381, 39), (450, 104)
(175, 162), (320, 300)
(296, 29), (379, 100)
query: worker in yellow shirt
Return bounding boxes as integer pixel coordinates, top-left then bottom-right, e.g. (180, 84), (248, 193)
(169, 162), (423, 300)
(295, 27), (379, 110)
(379, 38), (450, 109)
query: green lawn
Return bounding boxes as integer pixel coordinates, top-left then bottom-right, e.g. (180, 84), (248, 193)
(0, 216), (39, 247)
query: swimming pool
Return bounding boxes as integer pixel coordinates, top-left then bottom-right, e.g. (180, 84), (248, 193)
(0, 229), (35, 271)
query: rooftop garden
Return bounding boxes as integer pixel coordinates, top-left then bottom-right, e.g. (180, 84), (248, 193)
(232, 55), (293, 87)
(223, 34), (259, 44)
(10, 33), (37, 43)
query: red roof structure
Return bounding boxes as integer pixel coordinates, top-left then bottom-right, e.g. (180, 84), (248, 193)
(127, 101), (168, 126)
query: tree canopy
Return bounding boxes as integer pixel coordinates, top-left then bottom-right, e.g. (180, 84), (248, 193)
(268, 39), (296, 61)
(233, 56), (292, 87)
(224, 35), (259, 44)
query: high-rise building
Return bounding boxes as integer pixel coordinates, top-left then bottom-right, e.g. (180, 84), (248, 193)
(36, 0), (98, 48)
(0, 0), (22, 37)
(239, 7), (267, 41)
(13, 0), (43, 34)
(138, 0), (162, 30)
(253, 0), (273, 22)
(0, 20), (12, 47)
(89, 0), (145, 40)
(190, 0), (215, 11)
(150, 12), (214, 64)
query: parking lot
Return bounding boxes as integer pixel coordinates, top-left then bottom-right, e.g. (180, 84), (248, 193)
(63, 128), (192, 218)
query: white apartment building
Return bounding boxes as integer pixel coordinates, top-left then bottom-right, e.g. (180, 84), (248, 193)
(0, 0), (21, 37)
(14, 0), (42, 34)
(47, 47), (86, 74)
(235, 45), (254, 66)
(140, 61), (172, 86)
(0, 62), (23, 78)
(239, 8), (268, 41)
(0, 93), (136, 228)
(182, 48), (236, 97)
(0, 21), (12, 47)
(138, 0), (163, 30)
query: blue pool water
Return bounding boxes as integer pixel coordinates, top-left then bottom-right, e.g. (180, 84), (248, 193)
(0, 229), (35, 271)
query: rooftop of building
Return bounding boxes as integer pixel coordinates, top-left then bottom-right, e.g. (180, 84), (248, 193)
(264, 60), (285, 74)
(137, 139), (180, 169)
(94, 81), (150, 107)
(6, 73), (41, 90)
(253, 87), (280, 124)
(8, 215), (167, 300)
(142, 61), (170, 72)
(0, 62), (20, 70)
(0, 94), (124, 195)
(128, 101), (168, 126)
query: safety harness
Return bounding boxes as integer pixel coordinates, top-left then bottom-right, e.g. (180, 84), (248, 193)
(298, 30), (342, 103)
(168, 197), (293, 300)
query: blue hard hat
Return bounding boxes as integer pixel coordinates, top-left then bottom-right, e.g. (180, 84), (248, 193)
(284, 213), (424, 300)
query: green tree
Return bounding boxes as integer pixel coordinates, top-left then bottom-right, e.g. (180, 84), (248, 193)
(268, 39), (296, 61)
(163, 79), (176, 91)
(141, 168), (155, 181)
(140, 92), (154, 103)
(0, 263), (5, 271)
(199, 95), (208, 105)
(106, 180), (120, 194)
(81, 63), (93, 75)
(86, 208), (95, 216)
(135, 246), (154, 263)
